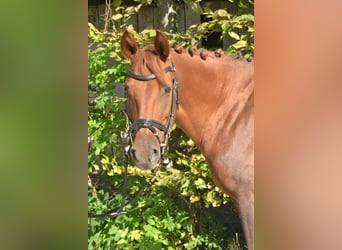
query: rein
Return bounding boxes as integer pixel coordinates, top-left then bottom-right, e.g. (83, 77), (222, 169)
(88, 153), (159, 219)
(127, 60), (179, 165)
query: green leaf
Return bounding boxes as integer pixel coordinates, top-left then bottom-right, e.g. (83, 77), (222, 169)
(217, 9), (228, 17)
(112, 13), (123, 21)
(129, 230), (142, 241)
(221, 21), (229, 31)
(141, 29), (156, 38)
(112, 0), (122, 7)
(228, 31), (240, 41)
(181, 158), (189, 165)
(190, 195), (200, 203)
(232, 40), (247, 49)
(194, 178), (207, 189)
(108, 225), (118, 235)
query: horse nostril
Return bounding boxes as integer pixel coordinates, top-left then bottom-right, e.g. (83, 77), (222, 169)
(148, 147), (160, 165)
(130, 148), (137, 160)
(152, 148), (159, 155)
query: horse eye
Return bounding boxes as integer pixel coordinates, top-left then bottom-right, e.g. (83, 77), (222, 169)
(164, 86), (171, 94)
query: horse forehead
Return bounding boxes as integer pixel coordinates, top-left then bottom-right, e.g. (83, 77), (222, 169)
(135, 46), (157, 63)
(134, 47), (166, 70)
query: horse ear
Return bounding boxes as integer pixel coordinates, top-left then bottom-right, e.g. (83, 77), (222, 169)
(121, 30), (138, 60)
(154, 30), (170, 62)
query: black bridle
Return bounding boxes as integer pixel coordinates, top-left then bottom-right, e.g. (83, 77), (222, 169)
(126, 60), (179, 165)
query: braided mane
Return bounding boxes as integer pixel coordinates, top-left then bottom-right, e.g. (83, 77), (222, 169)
(173, 44), (253, 62)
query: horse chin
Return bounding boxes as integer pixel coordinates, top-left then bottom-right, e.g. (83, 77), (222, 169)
(136, 161), (159, 171)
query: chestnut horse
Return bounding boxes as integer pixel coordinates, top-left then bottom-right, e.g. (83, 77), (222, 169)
(121, 30), (254, 249)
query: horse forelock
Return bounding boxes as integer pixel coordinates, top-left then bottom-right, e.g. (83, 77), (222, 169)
(133, 45), (166, 79)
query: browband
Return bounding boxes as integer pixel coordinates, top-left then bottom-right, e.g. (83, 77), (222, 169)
(127, 66), (176, 81)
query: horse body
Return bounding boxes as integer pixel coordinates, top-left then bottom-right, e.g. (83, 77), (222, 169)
(121, 30), (254, 249)
(172, 48), (254, 192)
(172, 49), (254, 249)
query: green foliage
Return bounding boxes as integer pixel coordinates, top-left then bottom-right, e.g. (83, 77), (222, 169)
(88, 0), (253, 249)
(184, 0), (254, 57)
(88, 139), (234, 249)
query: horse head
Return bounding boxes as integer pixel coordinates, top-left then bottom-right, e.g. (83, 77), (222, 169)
(120, 30), (177, 170)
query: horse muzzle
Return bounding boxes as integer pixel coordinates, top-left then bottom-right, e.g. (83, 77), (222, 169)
(129, 129), (161, 170)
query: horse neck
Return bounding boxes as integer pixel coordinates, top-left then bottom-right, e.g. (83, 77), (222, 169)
(172, 50), (253, 152)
